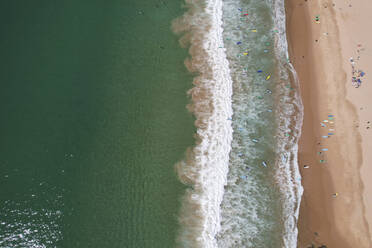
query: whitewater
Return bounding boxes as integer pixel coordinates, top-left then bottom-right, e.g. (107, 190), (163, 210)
(173, 0), (304, 247)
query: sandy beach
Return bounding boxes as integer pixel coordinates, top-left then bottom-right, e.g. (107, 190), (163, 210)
(286, 0), (372, 247)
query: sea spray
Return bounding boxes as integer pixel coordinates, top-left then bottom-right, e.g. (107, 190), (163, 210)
(172, 0), (233, 247)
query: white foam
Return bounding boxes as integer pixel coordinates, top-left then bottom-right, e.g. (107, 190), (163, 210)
(213, 0), (304, 246)
(172, 0), (233, 247)
(273, 0), (304, 246)
(274, 63), (304, 248)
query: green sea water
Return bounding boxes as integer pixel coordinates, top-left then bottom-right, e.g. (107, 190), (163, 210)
(0, 1), (195, 247)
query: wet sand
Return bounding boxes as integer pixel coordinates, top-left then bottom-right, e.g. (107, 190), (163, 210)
(286, 0), (372, 247)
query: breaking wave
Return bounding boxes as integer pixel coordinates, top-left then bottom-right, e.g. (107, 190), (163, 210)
(172, 0), (303, 247)
(172, 0), (233, 247)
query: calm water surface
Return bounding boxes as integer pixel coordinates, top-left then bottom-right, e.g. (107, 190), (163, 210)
(0, 1), (194, 247)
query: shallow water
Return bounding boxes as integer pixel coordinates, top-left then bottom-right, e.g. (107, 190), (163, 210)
(173, 0), (303, 247)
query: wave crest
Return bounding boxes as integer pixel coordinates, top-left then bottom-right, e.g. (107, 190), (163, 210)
(172, 0), (233, 247)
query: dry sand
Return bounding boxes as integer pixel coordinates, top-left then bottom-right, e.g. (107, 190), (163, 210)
(286, 0), (372, 247)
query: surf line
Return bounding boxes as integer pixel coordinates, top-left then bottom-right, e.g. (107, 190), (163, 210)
(271, 0), (304, 246)
(172, 0), (233, 247)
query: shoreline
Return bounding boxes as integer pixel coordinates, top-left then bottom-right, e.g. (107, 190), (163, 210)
(285, 0), (372, 247)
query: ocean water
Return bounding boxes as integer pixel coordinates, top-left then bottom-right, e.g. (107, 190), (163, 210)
(173, 0), (303, 247)
(1, 0), (303, 247)
(0, 1), (195, 247)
